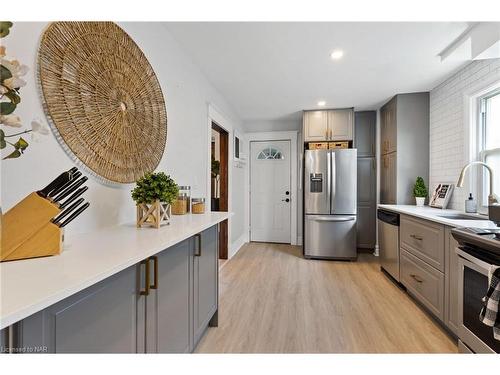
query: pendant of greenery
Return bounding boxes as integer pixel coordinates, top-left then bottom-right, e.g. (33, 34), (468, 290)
(131, 172), (179, 205)
(413, 176), (428, 198)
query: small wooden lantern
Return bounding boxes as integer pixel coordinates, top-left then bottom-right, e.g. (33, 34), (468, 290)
(136, 200), (171, 229)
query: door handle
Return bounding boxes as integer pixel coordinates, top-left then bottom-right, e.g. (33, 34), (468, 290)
(410, 234), (423, 241)
(312, 217), (355, 222)
(282, 198), (290, 202)
(194, 233), (202, 257)
(149, 256), (158, 290)
(139, 259), (150, 296)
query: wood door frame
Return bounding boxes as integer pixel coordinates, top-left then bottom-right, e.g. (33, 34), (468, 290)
(207, 104), (233, 260)
(211, 123), (229, 260)
(246, 131), (298, 245)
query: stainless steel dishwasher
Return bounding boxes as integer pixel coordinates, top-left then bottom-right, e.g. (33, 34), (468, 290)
(377, 209), (400, 281)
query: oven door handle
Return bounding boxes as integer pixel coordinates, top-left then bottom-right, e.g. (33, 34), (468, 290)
(455, 248), (493, 271)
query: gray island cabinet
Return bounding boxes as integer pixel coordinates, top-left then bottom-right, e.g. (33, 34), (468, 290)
(13, 225), (218, 353)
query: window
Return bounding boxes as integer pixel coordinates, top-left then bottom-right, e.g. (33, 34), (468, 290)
(477, 89), (500, 210)
(257, 147), (284, 160)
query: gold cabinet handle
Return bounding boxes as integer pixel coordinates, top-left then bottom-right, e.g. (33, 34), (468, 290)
(410, 234), (423, 241)
(194, 233), (202, 257)
(149, 256), (158, 290)
(140, 259), (150, 296)
(410, 274), (424, 283)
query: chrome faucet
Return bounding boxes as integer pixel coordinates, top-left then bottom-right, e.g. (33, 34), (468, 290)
(456, 161), (499, 205)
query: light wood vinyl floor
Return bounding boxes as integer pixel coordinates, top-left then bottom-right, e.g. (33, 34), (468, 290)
(196, 242), (458, 353)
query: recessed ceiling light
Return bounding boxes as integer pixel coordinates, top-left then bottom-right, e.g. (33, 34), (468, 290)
(330, 49), (344, 60)
(317, 101), (326, 106)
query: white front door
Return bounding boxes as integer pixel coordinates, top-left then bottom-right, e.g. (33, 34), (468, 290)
(250, 140), (291, 243)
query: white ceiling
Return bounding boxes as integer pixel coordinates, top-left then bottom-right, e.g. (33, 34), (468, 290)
(165, 22), (471, 130)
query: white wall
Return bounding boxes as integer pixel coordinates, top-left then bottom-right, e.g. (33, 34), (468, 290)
(1, 22), (247, 252)
(429, 58), (500, 210)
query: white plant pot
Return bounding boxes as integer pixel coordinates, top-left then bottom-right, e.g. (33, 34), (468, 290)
(415, 197), (425, 207)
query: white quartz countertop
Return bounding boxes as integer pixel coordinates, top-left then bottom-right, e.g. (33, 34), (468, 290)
(378, 204), (498, 229)
(0, 212), (231, 330)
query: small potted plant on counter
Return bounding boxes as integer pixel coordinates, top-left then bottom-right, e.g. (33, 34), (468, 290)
(132, 172), (179, 228)
(413, 176), (428, 207)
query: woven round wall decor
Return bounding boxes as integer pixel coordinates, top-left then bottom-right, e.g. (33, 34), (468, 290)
(38, 22), (167, 184)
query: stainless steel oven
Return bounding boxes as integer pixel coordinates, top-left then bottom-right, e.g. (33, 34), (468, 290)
(457, 247), (500, 353)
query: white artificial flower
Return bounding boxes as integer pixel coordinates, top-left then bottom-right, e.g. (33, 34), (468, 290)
(0, 114), (22, 127)
(3, 76), (26, 89)
(31, 118), (50, 141)
(1, 59), (29, 78)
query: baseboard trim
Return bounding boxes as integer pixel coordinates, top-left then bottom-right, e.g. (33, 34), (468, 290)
(229, 233), (247, 259)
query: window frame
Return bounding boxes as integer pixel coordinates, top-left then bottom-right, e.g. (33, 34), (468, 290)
(476, 88), (500, 213)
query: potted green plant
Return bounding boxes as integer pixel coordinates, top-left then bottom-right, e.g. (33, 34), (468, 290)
(132, 172), (179, 228)
(413, 176), (428, 207)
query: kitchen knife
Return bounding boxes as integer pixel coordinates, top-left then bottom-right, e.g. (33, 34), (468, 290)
(52, 176), (88, 203)
(52, 197), (85, 225)
(37, 171), (72, 198)
(59, 186), (89, 209)
(59, 202), (90, 228)
(48, 171), (82, 198)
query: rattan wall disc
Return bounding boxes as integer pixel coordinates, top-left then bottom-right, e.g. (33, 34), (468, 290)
(38, 22), (167, 184)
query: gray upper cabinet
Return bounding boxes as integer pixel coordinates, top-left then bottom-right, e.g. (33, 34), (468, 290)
(303, 111), (329, 142)
(146, 239), (192, 353)
(303, 109), (354, 142)
(354, 111), (376, 157)
(379, 93), (429, 205)
(193, 225), (218, 346)
(19, 264), (143, 353)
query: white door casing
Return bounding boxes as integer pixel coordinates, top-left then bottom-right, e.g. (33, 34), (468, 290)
(250, 140), (291, 243)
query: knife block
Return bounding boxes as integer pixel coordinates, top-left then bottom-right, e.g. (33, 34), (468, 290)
(1, 192), (63, 262)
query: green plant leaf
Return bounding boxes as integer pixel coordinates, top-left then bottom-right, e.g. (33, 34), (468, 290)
(14, 136), (28, 152)
(0, 22), (13, 38)
(0, 129), (5, 149)
(131, 172), (179, 205)
(3, 149), (21, 159)
(0, 64), (13, 83)
(0, 101), (16, 115)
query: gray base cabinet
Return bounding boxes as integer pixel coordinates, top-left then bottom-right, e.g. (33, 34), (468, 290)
(13, 225), (219, 353)
(193, 226), (218, 346)
(399, 215), (460, 336)
(19, 265), (142, 353)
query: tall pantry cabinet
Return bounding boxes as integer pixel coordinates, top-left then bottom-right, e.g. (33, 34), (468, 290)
(354, 111), (377, 249)
(379, 93), (430, 205)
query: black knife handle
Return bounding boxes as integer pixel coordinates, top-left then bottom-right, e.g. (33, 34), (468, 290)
(49, 171), (82, 198)
(53, 176), (88, 202)
(37, 171), (71, 198)
(52, 198), (85, 224)
(59, 186), (89, 209)
(59, 202), (90, 228)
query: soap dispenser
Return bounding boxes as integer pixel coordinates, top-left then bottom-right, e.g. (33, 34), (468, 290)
(465, 193), (477, 213)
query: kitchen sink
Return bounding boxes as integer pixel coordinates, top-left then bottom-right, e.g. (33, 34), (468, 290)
(438, 214), (487, 221)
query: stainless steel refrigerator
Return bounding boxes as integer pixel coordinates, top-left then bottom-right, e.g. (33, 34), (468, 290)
(304, 149), (357, 260)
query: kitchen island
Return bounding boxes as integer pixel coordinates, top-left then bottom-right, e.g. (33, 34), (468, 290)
(1, 212), (231, 353)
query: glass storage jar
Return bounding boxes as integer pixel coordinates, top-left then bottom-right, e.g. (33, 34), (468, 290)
(191, 198), (206, 214)
(171, 186), (191, 215)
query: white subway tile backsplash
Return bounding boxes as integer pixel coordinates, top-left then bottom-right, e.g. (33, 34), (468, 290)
(430, 59), (500, 211)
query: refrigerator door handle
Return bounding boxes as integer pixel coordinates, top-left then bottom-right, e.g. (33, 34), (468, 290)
(311, 217), (355, 222)
(330, 151), (336, 213)
(327, 150), (331, 209)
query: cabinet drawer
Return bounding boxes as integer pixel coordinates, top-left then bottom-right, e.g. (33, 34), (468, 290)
(400, 215), (445, 272)
(400, 249), (445, 321)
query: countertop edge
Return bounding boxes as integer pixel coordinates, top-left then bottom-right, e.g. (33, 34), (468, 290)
(0, 212), (231, 330)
